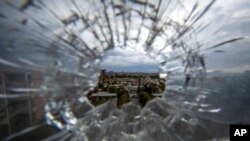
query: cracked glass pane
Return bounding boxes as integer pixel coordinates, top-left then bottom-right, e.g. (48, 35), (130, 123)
(0, 0), (249, 140)
(87, 47), (162, 107)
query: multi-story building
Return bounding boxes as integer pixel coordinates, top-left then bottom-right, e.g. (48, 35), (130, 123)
(99, 69), (164, 85)
(98, 69), (165, 94)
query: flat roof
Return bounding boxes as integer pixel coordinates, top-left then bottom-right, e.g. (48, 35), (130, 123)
(91, 92), (116, 97)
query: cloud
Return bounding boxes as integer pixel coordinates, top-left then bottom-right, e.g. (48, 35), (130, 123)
(100, 48), (159, 72)
(202, 0), (250, 72)
(233, 9), (250, 18)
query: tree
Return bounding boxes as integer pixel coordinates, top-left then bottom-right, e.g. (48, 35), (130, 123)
(94, 86), (98, 93)
(116, 86), (128, 99)
(138, 92), (154, 106)
(143, 83), (159, 94)
(137, 86), (143, 94)
(110, 75), (114, 79)
(116, 86), (130, 108)
(98, 82), (104, 89)
(117, 93), (130, 108)
(108, 85), (117, 93)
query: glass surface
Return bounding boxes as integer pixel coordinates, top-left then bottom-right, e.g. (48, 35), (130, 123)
(0, 0), (249, 140)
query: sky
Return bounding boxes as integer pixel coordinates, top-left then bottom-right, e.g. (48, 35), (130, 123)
(1, 0), (250, 74)
(199, 0), (250, 73)
(100, 0), (250, 73)
(100, 48), (159, 72)
(101, 0), (250, 73)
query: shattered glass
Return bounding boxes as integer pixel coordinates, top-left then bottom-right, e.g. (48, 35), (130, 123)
(0, 0), (249, 140)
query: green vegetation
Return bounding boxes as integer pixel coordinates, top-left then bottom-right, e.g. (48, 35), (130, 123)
(117, 93), (130, 108)
(107, 85), (117, 93)
(98, 82), (104, 89)
(143, 82), (161, 94)
(87, 72), (166, 107)
(116, 86), (130, 108)
(90, 97), (109, 106)
(138, 92), (154, 106)
(159, 81), (165, 92)
(87, 86), (130, 108)
(116, 86), (129, 98)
